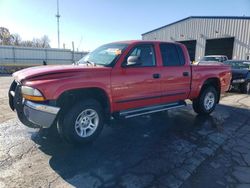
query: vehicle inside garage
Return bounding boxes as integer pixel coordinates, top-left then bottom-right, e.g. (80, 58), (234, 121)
(205, 37), (234, 59)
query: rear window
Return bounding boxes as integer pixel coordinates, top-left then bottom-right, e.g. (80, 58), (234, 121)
(160, 43), (185, 66)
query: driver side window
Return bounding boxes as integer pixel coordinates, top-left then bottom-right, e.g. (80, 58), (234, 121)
(128, 45), (156, 67)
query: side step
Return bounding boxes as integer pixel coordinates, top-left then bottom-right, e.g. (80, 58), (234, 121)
(119, 101), (186, 119)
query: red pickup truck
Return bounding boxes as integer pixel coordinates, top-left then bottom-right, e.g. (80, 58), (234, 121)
(9, 40), (231, 145)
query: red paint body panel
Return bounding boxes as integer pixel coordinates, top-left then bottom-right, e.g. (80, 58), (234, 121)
(13, 40), (231, 114)
(189, 64), (231, 99)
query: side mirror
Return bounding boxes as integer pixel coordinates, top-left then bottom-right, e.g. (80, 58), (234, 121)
(123, 56), (141, 67)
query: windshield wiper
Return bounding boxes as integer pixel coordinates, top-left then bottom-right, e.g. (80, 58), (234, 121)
(85, 60), (96, 66)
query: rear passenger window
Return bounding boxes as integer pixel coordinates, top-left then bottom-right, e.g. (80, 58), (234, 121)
(176, 45), (185, 65)
(160, 44), (185, 66)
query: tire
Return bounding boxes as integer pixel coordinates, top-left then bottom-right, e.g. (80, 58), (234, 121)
(41, 122), (59, 136)
(240, 81), (250, 94)
(57, 99), (104, 145)
(192, 86), (218, 115)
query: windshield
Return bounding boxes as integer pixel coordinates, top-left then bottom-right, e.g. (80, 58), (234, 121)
(224, 61), (250, 70)
(77, 43), (128, 66)
(201, 56), (223, 62)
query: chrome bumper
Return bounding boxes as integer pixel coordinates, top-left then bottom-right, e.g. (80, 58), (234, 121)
(23, 100), (60, 128)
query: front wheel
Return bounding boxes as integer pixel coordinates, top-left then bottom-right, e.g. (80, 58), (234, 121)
(57, 99), (104, 145)
(192, 86), (218, 115)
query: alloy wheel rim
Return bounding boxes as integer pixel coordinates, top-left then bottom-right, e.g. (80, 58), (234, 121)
(204, 92), (215, 110)
(74, 109), (99, 138)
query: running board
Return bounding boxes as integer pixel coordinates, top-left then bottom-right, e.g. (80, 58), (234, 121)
(119, 101), (186, 119)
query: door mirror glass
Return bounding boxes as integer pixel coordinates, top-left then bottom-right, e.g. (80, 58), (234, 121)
(125, 56), (141, 67)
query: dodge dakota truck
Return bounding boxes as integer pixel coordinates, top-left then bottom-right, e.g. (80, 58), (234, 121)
(9, 40), (231, 145)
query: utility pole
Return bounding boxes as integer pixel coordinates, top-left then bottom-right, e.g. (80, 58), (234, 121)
(55, 0), (60, 48)
(72, 41), (75, 63)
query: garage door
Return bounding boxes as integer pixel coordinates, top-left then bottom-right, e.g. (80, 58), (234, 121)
(205, 37), (234, 59)
(178, 40), (196, 62)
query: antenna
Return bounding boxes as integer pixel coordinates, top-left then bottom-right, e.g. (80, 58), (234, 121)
(77, 36), (83, 50)
(55, 0), (60, 48)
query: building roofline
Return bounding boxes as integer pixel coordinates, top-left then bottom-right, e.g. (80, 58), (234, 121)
(141, 16), (250, 36)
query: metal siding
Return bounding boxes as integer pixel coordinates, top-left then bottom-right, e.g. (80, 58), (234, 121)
(244, 20), (250, 58)
(0, 46), (87, 65)
(238, 20), (243, 59)
(142, 18), (250, 61)
(233, 19), (239, 59)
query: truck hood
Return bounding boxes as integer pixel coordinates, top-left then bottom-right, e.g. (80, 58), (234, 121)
(13, 65), (106, 82)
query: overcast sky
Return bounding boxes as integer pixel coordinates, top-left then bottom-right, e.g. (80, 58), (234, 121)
(0, 0), (249, 51)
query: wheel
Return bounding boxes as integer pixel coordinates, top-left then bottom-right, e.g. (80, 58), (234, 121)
(240, 81), (250, 94)
(192, 86), (218, 115)
(57, 99), (104, 145)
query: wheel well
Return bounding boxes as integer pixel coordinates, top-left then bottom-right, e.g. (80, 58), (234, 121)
(201, 78), (221, 103)
(56, 88), (111, 122)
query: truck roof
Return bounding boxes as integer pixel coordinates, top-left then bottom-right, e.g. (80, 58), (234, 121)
(111, 40), (180, 45)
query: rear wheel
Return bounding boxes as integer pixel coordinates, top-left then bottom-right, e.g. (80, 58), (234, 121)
(57, 99), (104, 145)
(192, 86), (218, 115)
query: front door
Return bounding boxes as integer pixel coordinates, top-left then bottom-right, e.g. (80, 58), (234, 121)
(111, 44), (162, 111)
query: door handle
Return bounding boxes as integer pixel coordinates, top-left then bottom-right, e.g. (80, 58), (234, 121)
(153, 73), (161, 79)
(183, 72), (189, 77)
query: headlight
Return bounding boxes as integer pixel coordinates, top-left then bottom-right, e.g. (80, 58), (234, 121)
(21, 86), (45, 101)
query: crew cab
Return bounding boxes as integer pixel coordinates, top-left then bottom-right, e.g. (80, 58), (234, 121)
(9, 40), (231, 145)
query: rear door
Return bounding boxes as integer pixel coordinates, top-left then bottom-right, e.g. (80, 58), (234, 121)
(159, 43), (191, 103)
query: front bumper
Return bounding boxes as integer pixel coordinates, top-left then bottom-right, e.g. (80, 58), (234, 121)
(23, 101), (60, 128)
(9, 81), (60, 128)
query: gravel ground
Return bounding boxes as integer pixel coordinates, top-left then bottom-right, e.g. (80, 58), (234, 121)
(0, 75), (250, 188)
(0, 76), (15, 123)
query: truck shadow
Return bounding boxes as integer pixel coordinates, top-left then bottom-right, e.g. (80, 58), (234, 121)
(31, 104), (250, 187)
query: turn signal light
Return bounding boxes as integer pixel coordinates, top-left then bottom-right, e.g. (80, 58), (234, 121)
(22, 94), (45, 102)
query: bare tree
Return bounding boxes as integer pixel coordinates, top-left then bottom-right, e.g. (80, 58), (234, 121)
(31, 36), (50, 48)
(11, 33), (22, 46)
(0, 27), (13, 45)
(21, 40), (33, 47)
(32, 38), (42, 48)
(0, 26), (51, 48)
(41, 35), (50, 48)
